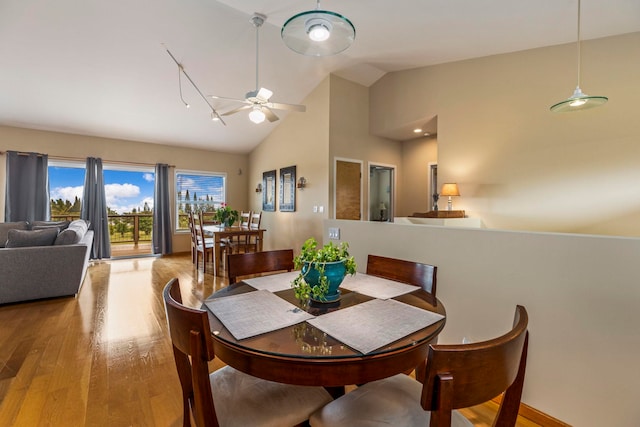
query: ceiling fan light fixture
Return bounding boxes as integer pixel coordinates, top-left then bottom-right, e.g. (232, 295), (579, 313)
(249, 106), (266, 124)
(282, 1), (355, 56)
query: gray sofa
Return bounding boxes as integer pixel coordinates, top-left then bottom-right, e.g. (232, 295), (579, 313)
(0, 220), (94, 304)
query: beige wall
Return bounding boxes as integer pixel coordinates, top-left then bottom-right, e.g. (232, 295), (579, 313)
(371, 32), (640, 237)
(328, 75), (402, 220)
(0, 125), (248, 253)
(248, 77), (331, 252)
(325, 219), (640, 427)
(399, 135), (438, 216)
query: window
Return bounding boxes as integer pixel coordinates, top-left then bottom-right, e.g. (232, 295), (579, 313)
(49, 161), (85, 219)
(175, 170), (226, 231)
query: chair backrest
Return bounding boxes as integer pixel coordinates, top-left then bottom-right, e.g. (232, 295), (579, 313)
(239, 211), (251, 227)
(227, 249), (294, 284)
(196, 211), (210, 246)
(188, 211), (197, 247)
(163, 278), (220, 427)
(366, 254), (437, 296)
(249, 211), (262, 230)
(421, 305), (529, 427)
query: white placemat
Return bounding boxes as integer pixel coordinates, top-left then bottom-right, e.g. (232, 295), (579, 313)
(243, 271), (300, 292)
(340, 273), (419, 299)
(205, 289), (314, 340)
(307, 298), (444, 354)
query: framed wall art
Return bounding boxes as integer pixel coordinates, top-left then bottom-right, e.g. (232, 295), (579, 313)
(279, 165), (296, 212)
(262, 170), (276, 212)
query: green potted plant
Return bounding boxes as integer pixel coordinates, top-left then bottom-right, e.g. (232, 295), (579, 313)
(291, 237), (357, 302)
(214, 203), (239, 227)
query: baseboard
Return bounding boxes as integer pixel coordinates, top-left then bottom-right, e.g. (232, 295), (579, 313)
(492, 396), (571, 427)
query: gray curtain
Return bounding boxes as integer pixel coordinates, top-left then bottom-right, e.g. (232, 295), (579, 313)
(81, 157), (111, 259)
(4, 151), (50, 222)
(153, 163), (172, 255)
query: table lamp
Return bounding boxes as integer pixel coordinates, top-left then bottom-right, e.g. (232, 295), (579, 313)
(440, 183), (460, 211)
(379, 202), (387, 221)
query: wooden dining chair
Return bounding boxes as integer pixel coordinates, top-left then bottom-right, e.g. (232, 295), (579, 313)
(188, 211), (197, 264)
(194, 212), (215, 273)
(227, 249), (294, 284)
(310, 305), (529, 427)
(366, 254), (437, 296)
(163, 278), (333, 427)
(244, 211), (263, 253)
(225, 210), (252, 253)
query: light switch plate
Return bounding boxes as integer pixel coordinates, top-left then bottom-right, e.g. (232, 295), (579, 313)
(328, 227), (340, 240)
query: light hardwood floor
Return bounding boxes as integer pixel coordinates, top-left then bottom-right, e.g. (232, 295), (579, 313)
(0, 255), (541, 426)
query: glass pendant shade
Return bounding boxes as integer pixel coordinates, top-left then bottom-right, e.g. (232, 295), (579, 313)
(550, 86), (608, 113)
(550, 0), (607, 113)
(282, 10), (355, 56)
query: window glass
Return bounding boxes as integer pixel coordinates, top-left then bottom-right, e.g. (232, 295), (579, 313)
(175, 171), (226, 231)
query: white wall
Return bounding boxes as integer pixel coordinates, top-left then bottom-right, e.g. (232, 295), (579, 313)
(325, 219), (640, 427)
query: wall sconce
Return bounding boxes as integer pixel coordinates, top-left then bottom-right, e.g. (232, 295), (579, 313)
(440, 183), (460, 211)
(297, 177), (307, 189)
(255, 183), (263, 193)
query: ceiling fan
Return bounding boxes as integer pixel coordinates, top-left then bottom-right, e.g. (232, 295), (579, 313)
(210, 13), (306, 124)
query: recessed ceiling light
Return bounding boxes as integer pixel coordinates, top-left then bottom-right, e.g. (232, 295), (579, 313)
(423, 132), (430, 136)
(413, 128), (422, 133)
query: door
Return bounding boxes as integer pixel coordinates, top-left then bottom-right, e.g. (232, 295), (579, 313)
(369, 164), (394, 221)
(335, 160), (361, 220)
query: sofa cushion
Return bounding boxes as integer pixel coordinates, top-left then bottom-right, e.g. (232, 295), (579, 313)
(0, 221), (29, 248)
(5, 228), (59, 248)
(31, 220), (70, 231)
(55, 219), (89, 245)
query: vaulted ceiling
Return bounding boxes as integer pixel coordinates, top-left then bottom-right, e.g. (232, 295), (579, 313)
(1, 0), (638, 153)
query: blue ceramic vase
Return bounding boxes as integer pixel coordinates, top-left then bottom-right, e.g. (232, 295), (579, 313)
(302, 260), (347, 302)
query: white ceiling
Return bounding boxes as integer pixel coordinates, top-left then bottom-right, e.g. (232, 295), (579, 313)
(1, 0), (638, 153)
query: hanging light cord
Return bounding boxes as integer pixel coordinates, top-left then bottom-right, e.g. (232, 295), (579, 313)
(164, 45), (226, 124)
(575, 0), (582, 88)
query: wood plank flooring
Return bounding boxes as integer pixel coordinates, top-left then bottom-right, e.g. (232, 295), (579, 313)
(0, 254), (542, 426)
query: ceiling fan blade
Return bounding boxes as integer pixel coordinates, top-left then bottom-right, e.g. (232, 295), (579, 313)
(265, 102), (306, 112)
(221, 105), (251, 116)
(209, 94), (250, 104)
(263, 107), (279, 122)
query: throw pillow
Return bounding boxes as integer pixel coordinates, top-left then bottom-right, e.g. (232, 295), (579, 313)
(54, 228), (82, 245)
(5, 228), (59, 248)
(30, 220), (70, 231)
(0, 221), (29, 248)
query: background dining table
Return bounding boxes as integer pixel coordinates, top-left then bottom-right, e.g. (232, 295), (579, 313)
(202, 225), (265, 275)
(203, 272), (446, 396)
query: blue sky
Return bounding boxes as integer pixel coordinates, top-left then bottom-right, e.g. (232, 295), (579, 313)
(49, 167), (155, 214)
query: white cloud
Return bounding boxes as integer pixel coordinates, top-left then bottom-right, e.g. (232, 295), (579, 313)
(51, 185), (83, 201)
(143, 173), (154, 182)
(104, 183), (140, 205)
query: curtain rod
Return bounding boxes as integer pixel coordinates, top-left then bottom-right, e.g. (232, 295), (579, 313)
(0, 151), (175, 168)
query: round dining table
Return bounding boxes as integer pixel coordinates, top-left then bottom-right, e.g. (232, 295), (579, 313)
(204, 279), (446, 396)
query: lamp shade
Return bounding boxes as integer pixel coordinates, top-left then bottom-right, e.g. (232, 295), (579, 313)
(440, 183), (460, 197)
(281, 9), (355, 56)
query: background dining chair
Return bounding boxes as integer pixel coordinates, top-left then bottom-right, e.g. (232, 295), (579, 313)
(244, 211), (263, 253)
(227, 249), (294, 284)
(310, 305), (529, 427)
(193, 212), (215, 273)
(366, 254), (437, 296)
(188, 211), (197, 264)
(163, 278), (333, 427)
(225, 210), (251, 253)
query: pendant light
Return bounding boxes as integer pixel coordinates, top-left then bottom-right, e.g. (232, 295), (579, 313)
(281, 0), (355, 56)
(550, 0), (607, 113)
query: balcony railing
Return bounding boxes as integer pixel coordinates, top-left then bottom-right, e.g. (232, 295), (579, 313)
(51, 214), (153, 256)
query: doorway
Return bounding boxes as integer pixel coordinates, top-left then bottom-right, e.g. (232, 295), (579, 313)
(369, 164), (395, 222)
(334, 159), (362, 220)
